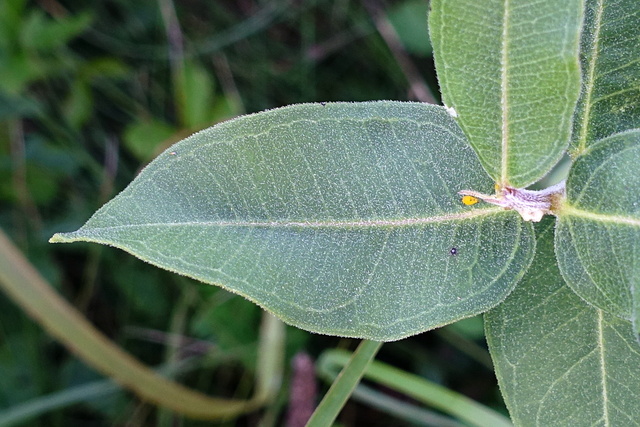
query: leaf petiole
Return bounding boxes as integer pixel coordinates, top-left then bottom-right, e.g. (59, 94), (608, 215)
(459, 181), (566, 222)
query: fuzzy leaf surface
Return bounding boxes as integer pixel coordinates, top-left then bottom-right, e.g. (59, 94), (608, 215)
(556, 130), (640, 335)
(486, 218), (640, 426)
(51, 102), (535, 341)
(429, 0), (583, 187)
(571, 0), (640, 155)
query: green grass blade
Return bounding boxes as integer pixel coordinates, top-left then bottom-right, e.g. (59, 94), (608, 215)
(306, 340), (382, 427)
(317, 348), (512, 427)
(0, 229), (262, 419)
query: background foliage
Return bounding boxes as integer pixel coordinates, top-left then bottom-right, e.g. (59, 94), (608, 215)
(0, 1), (504, 426)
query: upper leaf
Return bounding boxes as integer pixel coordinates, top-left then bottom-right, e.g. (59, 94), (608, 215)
(571, 0), (640, 155)
(486, 218), (640, 426)
(429, 0), (583, 187)
(51, 102), (535, 341)
(555, 130), (640, 335)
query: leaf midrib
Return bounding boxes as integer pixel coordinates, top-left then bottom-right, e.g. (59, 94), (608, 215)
(52, 209), (505, 240)
(500, 0), (511, 185)
(596, 309), (611, 427)
(575, 0), (605, 156)
(560, 205), (640, 227)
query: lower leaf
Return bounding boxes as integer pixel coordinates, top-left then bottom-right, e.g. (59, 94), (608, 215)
(486, 218), (640, 426)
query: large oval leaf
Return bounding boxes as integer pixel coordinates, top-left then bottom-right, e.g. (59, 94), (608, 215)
(429, 0), (583, 187)
(556, 130), (640, 334)
(51, 102), (535, 341)
(571, 0), (640, 155)
(486, 218), (640, 426)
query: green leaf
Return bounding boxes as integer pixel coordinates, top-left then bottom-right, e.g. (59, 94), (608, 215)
(571, 0), (640, 155)
(63, 80), (93, 130)
(387, 0), (432, 56)
(0, 0), (27, 44)
(51, 102), (535, 341)
(486, 218), (640, 426)
(80, 57), (130, 80)
(176, 60), (216, 130)
(555, 130), (640, 333)
(20, 10), (92, 51)
(429, 0), (583, 187)
(0, 52), (49, 94)
(317, 347), (512, 427)
(123, 119), (176, 161)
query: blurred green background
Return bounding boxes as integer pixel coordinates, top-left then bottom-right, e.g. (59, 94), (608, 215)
(0, 0), (505, 425)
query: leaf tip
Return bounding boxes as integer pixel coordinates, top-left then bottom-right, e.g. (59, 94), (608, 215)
(49, 232), (75, 244)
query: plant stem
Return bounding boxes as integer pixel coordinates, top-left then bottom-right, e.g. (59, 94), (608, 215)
(306, 340), (382, 427)
(318, 349), (513, 427)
